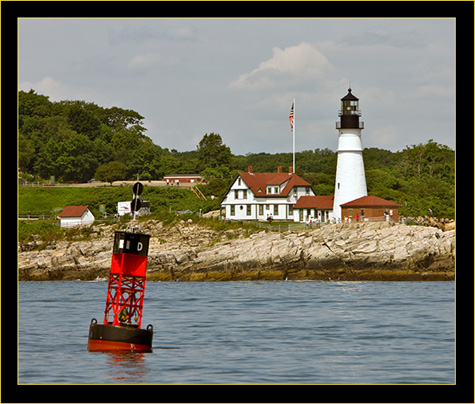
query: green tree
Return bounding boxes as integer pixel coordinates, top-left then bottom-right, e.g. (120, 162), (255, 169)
(19, 132), (35, 172)
(65, 100), (102, 140)
(197, 133), (232, 170)
(94, 161), (127, 184)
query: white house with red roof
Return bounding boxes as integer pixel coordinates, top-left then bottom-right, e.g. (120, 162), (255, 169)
(58, 205), (95, 228)
(220, 166), (315, 221)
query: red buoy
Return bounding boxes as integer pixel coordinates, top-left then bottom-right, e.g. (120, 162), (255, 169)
(88, 229), (153, 352)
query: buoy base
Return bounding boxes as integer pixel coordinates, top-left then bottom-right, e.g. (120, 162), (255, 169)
(87, 321), (153, 353)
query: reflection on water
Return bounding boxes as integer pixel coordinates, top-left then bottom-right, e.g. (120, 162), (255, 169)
(105, 352), (149, 383)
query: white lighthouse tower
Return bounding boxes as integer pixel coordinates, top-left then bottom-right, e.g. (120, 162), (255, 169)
(332, 88), (367, 221)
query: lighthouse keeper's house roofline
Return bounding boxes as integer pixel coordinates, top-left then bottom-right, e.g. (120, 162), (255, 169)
(220, 166), (315, 221)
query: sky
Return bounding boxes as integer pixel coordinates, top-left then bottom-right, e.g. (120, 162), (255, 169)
(18, 18), (455, 155)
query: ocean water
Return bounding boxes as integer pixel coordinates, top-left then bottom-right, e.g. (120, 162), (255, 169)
(18, 280), (455, 384)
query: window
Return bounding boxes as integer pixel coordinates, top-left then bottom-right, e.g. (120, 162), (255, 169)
(230, 205), (235, 216)
(289, 205), (293, 216)
(247, 205), (251, 216)
(274, 187), (279, 194)
(337, 183), (340, 190)
(243, 190), (247, 200)
(267, 187), (272, 194)
(348, 208), (353, 218)
(234, 190), (239, 199)
(274, 205), (279, 216)
(305, 187), (310, 196)
(259, 205), (264, 216)
(238, 178), (241, 186)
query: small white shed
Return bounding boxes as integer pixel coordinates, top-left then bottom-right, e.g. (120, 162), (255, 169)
(58, 205), (95, 228)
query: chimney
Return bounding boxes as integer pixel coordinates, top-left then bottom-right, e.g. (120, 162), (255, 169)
(277, 166), (282, 173)
(289, 166), (293, 174)
(248, 166), (253, 173)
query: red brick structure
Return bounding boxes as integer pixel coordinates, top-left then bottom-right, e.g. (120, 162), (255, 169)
(340, 196), (399, 222)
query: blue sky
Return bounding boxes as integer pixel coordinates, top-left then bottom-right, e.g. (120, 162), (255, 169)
(19, 18), (455, 154)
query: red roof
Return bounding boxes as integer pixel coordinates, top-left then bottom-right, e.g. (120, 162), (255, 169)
(59, 205), (90, 218)
(239, 172), (311, 197)
(340, 196), (399, 207)
(293, 195), (334, 209)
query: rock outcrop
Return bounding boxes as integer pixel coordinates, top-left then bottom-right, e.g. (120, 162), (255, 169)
(18, 221), (455, 281)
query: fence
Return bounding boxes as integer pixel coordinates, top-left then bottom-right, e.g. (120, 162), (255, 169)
(253, 221), (318, 232)
(18, 214), (55, 220)
(359, 216), (395, 223)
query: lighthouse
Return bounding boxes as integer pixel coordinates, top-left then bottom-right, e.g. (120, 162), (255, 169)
(332, 88), (367, 221)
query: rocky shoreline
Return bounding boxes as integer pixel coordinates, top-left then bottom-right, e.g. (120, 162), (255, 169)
(18, 220), (455, 282)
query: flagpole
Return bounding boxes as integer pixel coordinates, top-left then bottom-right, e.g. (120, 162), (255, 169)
(292, 97), (295, 173)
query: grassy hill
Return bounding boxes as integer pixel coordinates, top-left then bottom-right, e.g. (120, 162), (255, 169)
(19, 186), (219, 218)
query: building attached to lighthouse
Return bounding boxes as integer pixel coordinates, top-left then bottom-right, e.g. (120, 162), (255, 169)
(220, 87), (399, 224)
(332, 88), (368, 221)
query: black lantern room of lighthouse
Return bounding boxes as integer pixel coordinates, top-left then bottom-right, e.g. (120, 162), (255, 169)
(336, 88), (364, 130)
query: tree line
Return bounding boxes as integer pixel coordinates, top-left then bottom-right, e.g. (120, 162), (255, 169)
(19, 90), (454, 218)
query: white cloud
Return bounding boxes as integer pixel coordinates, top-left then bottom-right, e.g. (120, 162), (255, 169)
(127, 51), (180, 71)
(230, 42), (332, 90)
(127, 52), (162, 70)
(19, 76), (70, 101)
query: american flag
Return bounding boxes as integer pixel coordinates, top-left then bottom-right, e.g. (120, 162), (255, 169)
(289, 101), (294, 131)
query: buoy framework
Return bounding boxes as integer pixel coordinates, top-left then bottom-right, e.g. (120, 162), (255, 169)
(88, 181), (154, 353)
(104, 231), (150, 327)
